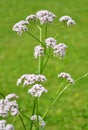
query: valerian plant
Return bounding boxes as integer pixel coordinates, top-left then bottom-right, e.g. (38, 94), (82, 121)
(0, 10), (88, 130)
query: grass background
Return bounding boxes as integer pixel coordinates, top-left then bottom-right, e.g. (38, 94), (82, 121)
(0, 0), (88, 129)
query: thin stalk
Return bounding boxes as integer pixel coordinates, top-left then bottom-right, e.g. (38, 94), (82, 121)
(37, 26), (43, 130)
(43, 72), (88, 119)
(19, 110), (37, 127)
(41, 55), (49, 73)
(26, 31), (44, 46)
(43, 82), (64, 118)
(38, 25), (43, 74)
(30, 98), (36, 130)
(41, 48), (51, 73)
(40, 27), (42, 42)
(43, 83), (70, 119)
(36, 98), (39, 130)
(19, 109), (31, 121)
(75, 72), (88, 82)
(19, 115), (26, 130)
(53, 82), (64, 99)
(54, 32), (59, 38)
(45, 23), (47, 39)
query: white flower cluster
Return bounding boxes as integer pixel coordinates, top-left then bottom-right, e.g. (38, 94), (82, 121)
(17, 74), (46, 86)
(0, 93), (19, 117)
(53, 43), (67, 58)
(34, 45), (44, 58)
(0, 120), (14, 130)
(13, 20), (28, 36)
(45, 37), (57, 48)
(13, 11), (76, 36)
(58, 72), (74, 84)
(17, 74), (47, 97)
(31, 115), (46, 127)
(59, 15), (76, 26)
(45, 37), (67, 58)
(13, 10), (56, 36)
(28, 84), (47, 97)
(26, 14), (36, 22)
(36, 10), (56, 25)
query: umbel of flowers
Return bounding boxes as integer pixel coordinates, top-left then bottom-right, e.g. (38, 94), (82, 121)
(0, 93), (19, 130)
(0, 10), (76, 130)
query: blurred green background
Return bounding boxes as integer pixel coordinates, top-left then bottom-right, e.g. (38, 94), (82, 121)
(0, 0), (88, 129)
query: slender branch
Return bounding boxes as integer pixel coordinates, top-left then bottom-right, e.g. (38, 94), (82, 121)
(41, 48), (51, 73)
(43, 72), (88, 119)
(41, 56), (49, 73)
(19, 109), (37, 127)
(30, 98), (36, 130)
(75, 72), (88, 82)
(26, 31), (44, 46)
(45, 23), (47, 39)
(54, 32), (59, 38)
(53, 82), (64, 99)
(19, 115), (26, 130)
(36, 98), (39, 130)
(37, 25), (43, 74)
(19, 109), (31, 121)
(43, 83), (70, 119)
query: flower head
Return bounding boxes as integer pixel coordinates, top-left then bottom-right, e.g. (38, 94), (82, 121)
(59, 15), (72, 22)
(36, 10), (56, 25)
(45, 37), (57, 48)
(0, 120), (14, 130)
(5, 93), (19, 101)
(30, 115), (46, 127)
(59, 15), (76, 26)
(58, 72), (74, 84)
(34, 45), (44, 58)
(28, 84), (47, 97)
(53, 43), (67, 58)
(17, 74), (46, 86)
(13, 20), (28, 36)
(6, 124), (14, 130)
(26, 14), (37, 22)
(0, 94), (19, 117)
(0, 120), (6, 129)
(67, 19), (76, 26)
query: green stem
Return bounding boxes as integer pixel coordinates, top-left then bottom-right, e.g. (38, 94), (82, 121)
(43, 72), (88, 119)
(45, 23), (47, 39)
(39, 55), (41, 74)
(75, 72), (88, 82)
(30, 98), (36, 130)
(43, 83), (70, 119)
(19, 115), (26, 130)
(41, 55), (49, 73)
(19, 109), (31, 121)
(41, 48), (51, 73)
(54, 32), (59, 38)
(36, 98), (39, 130)
(53, 82), (64, 99)
(38, 25), (43, 74)
(19, 109), (37, 127)
(26, 31), (44, 46)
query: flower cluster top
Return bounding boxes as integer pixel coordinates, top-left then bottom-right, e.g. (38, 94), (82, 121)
(30, 115), (46, 127)
(17, 74), (46, 86)
(58, 72), (74, 84)
(59, 15), (76, 26)
(13, 10), (76, 36)
(0, 93), (19, 118)
(17, 74), (47, 97)
(0, 120), (14, 130)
